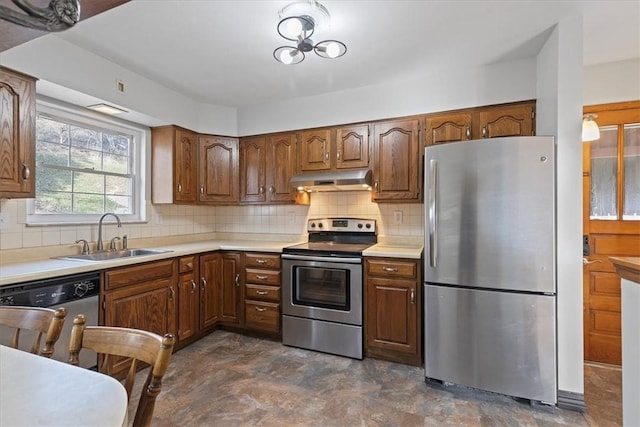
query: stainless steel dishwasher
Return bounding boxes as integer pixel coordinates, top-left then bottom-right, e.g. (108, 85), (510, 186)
(0, 272), (99, 368)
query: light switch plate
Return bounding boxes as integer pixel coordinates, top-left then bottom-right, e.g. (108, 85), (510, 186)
(393, 210), (403, 225)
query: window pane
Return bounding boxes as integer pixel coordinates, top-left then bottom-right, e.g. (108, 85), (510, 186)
(73, 193), (105, 214)
(36, 141), (70, 167)
(37, 168), (72, 193)
(35, 191), (72, 214)
(70, 126), (102, 151)
(37, 117), (69, 145)
(623, 123), (640, 220)
(69, 147), (102, 170)
(103, 134), (130, 157)
(74, 171), (105, 194)
(106, 175), (132, 196)
(590, 126), (618, 220)
(104, 153), (130, 174)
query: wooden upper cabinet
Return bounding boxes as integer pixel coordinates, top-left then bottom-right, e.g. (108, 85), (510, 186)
(239, 136), (267, 203)
(151, 126), (198, 204)
(478, 103), (535, 139)
(336, 124), (370, 169)
(372, 118), (421, 202)
(424, 112), (472, 146)
(299, 129), (331, 171)
(298, 124), (370, 172)
(198, 135), (239, 204)
(0, 67), (36, 198)
(267, 132), (298, 203)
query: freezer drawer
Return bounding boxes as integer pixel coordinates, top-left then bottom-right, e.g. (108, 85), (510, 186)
(424, 284), (557, 404)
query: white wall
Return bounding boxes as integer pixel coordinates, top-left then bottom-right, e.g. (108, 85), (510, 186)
(238, 57), (537, 135)
(0, 36), (238, 136)
(536, 17), (584, 396)
(584, 58), (640, 105)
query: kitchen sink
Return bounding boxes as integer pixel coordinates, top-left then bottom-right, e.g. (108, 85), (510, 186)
(55, 248), (173, 262)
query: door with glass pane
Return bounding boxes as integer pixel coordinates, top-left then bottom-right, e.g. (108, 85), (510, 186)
(583, 101), (640, 365)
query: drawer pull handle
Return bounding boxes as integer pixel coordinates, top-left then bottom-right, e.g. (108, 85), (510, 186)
(410, 289), (415, 304)
(256, 259), (268, 264)
(256, 290), (269, 295)
(191, 280), (196, 293)
(255, 306), (267, 312)
(235, 273), (240, 287)
(186, 262), (193, 269)
(21, 163), (30, 181)
(201, 277), (207, 288)
(256, 275), (268, 280)
(382, 267), (398, 272)
(169, 286), (175, 301)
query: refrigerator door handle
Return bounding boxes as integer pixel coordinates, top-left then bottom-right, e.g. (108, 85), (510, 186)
(429, 159), (438, 267)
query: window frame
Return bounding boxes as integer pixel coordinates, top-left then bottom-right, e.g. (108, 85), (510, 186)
(27, 99), (148, 226)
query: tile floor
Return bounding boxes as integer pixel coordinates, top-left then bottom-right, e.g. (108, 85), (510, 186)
(135, 330), (621, 426)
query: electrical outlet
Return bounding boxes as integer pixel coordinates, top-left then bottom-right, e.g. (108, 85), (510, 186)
(393, 210), (403, 225)
(155, 213), (163, 225)
(0, 212), (8, 230)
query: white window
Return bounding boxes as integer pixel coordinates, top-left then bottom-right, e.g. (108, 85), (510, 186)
(27, 101), (147, 225)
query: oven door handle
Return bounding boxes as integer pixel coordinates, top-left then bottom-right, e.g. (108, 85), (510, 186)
(281, 254), (362, 264)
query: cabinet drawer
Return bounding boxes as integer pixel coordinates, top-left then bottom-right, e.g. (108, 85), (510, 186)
(245, 253), (281, 269)
(366, 259), (417, 279)
(104, 259), (176, 290)
(245, 301), (280, 333)
(179, 256), (195, 273)
(246, 269), (281, 286)
(246, 284), (280, 302)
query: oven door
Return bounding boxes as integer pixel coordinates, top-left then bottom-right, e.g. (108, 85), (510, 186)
(282, 254), (362, 326)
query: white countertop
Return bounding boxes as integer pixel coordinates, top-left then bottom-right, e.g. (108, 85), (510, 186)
(0, 345), (128, 427)
(0, 238), (424, 286)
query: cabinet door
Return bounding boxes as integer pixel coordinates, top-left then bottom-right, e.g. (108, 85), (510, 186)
(0, 67), (36, 198)
(177, 272), (198, 342)
(372, 119), (421, 202)
(199, 253), (221, 330)
(424, 113), (472, 146)
(239, 136), (266, 203)
(199, 135), (239, 204)
(366, 277), (418, 356)
(103, 279), (176, 376)
(336, 124), (370, 169)
(174, 128), (198, 203)
(267, 132), (298, 203)
(220, 252), (243, 326)
(478, 104), (534, 138)
(299, 129), (331, 171)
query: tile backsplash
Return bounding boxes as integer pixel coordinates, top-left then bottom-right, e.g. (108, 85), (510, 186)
(0, 192), (424, 251)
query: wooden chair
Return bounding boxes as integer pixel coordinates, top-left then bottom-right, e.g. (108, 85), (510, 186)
(0, 306), (67, 357)
(69, 314), (175, 427)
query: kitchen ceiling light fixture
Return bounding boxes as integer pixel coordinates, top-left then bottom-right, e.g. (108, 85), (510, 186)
(88, 103), (128, 115)
(582, 114), (601, 142)
(273, 0), (347, 65)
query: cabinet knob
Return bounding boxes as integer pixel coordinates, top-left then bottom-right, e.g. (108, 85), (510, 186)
(325, 152), (329, 161)
(466, 127), (471, 139)
(482, 126), (487, 138)
(200, 186), (204, 194)
(21, 163), (30, 181)
(259, 186), (265, 194)
(269, 186), (275, 194)
(337, 151), (341, 160)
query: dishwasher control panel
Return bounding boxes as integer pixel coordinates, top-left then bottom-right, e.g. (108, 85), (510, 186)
(0, 272), (100, 307)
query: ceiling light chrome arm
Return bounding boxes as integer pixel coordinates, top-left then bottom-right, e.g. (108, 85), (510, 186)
(0, 0), (80, 32)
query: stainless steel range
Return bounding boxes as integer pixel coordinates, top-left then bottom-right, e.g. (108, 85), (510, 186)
(281, 218), (376, 359)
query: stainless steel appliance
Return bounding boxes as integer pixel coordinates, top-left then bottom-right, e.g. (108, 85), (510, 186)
(424, 136), (557, 405)
(0, 272), (99, 368)
(282, 218), (376, 359)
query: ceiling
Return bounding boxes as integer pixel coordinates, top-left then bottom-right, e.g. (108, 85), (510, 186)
(15, 1), (640, 108)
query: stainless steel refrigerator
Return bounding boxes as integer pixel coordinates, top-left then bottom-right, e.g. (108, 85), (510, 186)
(424, 136), (557, 405)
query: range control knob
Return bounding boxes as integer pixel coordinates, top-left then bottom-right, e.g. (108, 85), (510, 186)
(365, 223), (372, 229)
(357, 223), (363, 229)
(318, 223), (323, 228)
(310, 222), (316, 228)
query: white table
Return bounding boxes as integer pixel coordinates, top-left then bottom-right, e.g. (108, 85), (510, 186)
(0, 345), (128, 426)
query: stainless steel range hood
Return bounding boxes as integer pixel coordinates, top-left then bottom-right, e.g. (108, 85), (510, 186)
(290, 169), (372, 192)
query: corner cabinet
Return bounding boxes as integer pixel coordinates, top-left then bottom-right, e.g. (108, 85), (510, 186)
(220, 252), (244, 326)
(0, 67), (36, 198)
(151, 126), (198, 204)
(199, 135), (239, 204)
(239, 132), (302, 204)
(371, 118), (421, 202)
(365, 257), (422, 366)
(424, 101), (535, 146)
(199, 252), (221, 330)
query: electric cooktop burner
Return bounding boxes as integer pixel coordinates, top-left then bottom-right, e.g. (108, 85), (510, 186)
(283, 218), (377, 257)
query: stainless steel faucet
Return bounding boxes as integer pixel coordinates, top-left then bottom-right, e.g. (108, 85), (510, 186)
(96, 213), (122, 251)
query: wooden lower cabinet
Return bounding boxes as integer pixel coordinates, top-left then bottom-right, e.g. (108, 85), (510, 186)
(102, 259), (178, 376)
(244, 252), (281, 334)
(220, 252), (244, 326)
(177, 256), (199, 343)
(364, 257), (422, 366)
(199, 252), (221, 330)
